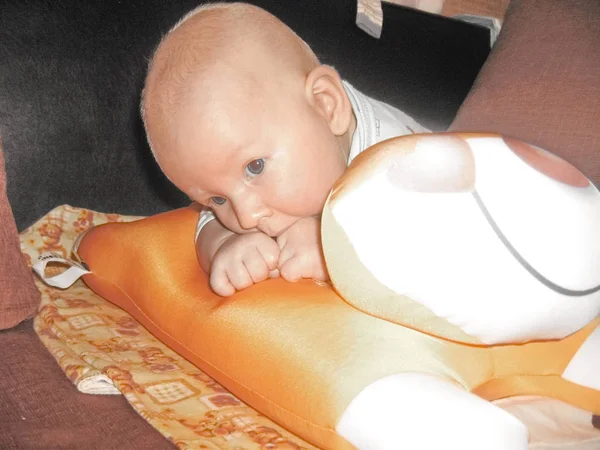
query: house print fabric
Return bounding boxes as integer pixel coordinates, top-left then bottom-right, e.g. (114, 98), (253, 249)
(21, 205), (315, 450)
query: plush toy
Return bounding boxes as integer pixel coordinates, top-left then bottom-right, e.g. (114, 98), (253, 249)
(324, 132), (600, 345)
(35, 133), (600, 449)
(322, 132), (600, 448)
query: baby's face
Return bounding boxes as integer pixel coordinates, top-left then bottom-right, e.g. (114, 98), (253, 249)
(155, 77), (348, 237)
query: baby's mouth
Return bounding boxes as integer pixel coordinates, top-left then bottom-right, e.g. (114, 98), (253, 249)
(259, 219), (293, 238)
(256, 219), (273, 237)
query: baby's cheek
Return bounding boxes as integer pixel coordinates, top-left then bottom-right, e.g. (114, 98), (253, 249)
(281, 182), (333, 216)
(213, 209), (245, 234)
(271, 151), (345, 216)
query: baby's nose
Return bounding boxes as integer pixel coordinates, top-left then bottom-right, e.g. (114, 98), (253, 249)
(235, 199), (270, 230)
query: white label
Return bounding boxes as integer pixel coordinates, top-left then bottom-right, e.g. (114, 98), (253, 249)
(33, 252), (91, 289)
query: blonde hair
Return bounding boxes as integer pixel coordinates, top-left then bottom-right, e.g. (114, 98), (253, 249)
(140, 2), (319, 157)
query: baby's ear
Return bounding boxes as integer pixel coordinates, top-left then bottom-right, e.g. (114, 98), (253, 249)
(305, 65), (353, 136)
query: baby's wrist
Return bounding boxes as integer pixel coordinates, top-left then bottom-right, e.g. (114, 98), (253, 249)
(197, 221), (234, 269)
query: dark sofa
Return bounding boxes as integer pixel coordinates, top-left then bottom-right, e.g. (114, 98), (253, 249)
(0, 0), (489, 231)
(1, 0), (598, 448)
(0, 1), (489, 447)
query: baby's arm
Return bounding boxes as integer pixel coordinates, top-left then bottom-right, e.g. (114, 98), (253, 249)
(196, 218), (280, 296)
(194, 207), (326, 293)
(195, 218), (235, 273)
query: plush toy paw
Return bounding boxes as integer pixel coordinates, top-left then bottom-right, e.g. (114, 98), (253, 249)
(337, 372), (529, 450)
(323, 133), (600, 344)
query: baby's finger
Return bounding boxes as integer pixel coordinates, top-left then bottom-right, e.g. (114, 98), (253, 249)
(210, 269), (236, 297)
(312, 263), (329, 281)
(226, 265), (254, 291)
(278, 256), (303, 283)
(269, 268), (280, 278)
(242, 250), (271, 283)
(275, 234), (288, 251)
(256, 239), (280, 270)
(276, 244), (295, 270)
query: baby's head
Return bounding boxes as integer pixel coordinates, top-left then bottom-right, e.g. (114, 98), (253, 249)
(141, 2), (356, 236)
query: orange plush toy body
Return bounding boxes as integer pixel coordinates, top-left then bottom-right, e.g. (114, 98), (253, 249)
(36, 133), (600, 449)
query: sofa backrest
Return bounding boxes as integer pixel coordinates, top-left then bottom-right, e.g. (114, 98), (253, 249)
(0, 0), (489, 230)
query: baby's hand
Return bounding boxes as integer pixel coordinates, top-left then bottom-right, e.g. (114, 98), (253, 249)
(276, 216), (329, 282)
(210, 232), (280, 296)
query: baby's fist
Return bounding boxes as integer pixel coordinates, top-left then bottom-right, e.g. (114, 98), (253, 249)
(210, 232), (280, 296)
(277, 216), (329, 282)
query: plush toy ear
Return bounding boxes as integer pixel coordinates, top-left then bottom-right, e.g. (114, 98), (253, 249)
(323, 133), (600, 345)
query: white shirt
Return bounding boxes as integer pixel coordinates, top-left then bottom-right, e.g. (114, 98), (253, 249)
(195, 81), (430, 240)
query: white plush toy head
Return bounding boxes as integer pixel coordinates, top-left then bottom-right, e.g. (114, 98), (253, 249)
(322, 133), (600, 345)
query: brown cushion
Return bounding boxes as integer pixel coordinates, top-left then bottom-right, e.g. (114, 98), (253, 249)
(449, 0), (600, 185)
(0, 319), (174, 449)
(0, 138), (40, 329)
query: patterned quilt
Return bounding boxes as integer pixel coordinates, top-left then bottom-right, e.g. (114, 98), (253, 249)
(21, 205), (315, 450)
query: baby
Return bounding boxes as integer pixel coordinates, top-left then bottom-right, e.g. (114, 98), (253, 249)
(141, 2), (429, 296)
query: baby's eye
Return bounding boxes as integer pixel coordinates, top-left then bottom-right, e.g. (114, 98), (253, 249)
(246, 158), (265, 176)
(211, 196), (226, 206)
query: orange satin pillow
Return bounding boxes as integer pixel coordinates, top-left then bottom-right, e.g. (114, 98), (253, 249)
(77, 207), (441, 450)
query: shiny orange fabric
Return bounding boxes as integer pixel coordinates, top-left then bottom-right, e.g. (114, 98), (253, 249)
(77, 207), (600, 449)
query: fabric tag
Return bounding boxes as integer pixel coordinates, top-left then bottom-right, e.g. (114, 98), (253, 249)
(33, 252), (91, 289)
